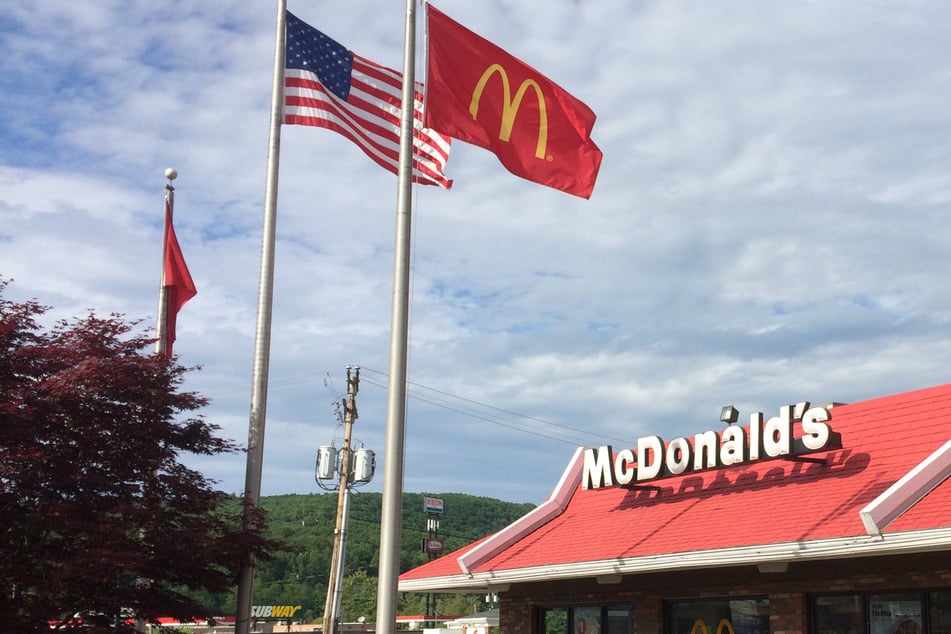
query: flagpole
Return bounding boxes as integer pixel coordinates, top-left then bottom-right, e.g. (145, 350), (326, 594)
(155, 168), (177, 357)
(235, 1), (287, 632)
(375, 0), (419, 631)
(145, 167), (180, 634)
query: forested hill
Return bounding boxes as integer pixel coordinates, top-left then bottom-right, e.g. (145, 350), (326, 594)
(212, 492), (536, 621)
(260, 491), (535, 575)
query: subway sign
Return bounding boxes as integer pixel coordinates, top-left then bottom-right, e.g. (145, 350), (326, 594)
(582, 402), (841, 490)
(250, 605), (302, 619)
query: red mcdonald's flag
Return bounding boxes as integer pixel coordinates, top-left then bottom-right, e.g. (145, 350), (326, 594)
(163, 199), (197, 358)
(425, 4), (602, 198)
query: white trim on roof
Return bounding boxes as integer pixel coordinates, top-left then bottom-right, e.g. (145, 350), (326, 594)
(398, 527), (951, 593)
(456, 447), (584, 575)
(860, 438), (951, 534)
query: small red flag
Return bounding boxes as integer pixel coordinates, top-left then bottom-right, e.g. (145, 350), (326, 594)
(425, 5), (603, 198)
(163, 199), (196, 358)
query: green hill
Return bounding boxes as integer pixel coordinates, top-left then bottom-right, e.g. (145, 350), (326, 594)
(195, 492), (535, 622)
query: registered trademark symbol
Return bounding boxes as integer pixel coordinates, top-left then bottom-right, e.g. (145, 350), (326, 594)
(547, 154), (553, 162)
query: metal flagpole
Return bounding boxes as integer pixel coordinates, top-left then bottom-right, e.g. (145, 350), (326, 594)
(235, 1), (287, 632)
(375, 0), (419, 630)
(147, 167), (179, 633)
(155, 168), (177, 357)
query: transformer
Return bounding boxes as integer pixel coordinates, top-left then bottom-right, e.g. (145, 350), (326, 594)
(316, 445), (338, 481)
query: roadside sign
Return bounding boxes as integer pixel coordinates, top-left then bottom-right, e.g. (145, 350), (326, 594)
(424, 497), (444, 514)
(422, 537), (445, 554)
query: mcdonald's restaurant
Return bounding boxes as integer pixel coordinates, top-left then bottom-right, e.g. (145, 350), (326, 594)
(398, 383), (951, 634)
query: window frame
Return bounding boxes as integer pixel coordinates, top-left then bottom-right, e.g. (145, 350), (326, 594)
(809, 589), (951, 634)
(537, 603), (635, 634)
(664, 595), (771, 634)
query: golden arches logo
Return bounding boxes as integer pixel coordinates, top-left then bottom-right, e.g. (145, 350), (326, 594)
(690, 618), (736, 634)
(469, 63), (549, 159)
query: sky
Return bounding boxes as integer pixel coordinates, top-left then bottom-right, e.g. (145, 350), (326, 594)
(3, 1), (951, 507)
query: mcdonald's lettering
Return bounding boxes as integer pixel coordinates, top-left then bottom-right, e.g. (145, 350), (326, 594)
(469, 63), (549, 159)
(690, 618), (736, 634)
(582, 403), (840, 489)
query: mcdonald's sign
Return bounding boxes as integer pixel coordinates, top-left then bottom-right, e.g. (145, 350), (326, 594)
(690, 618), (737, 634)
(582, 402), (841, 490)
(470, 63), (549, 160)
(426, 5), (603, 198)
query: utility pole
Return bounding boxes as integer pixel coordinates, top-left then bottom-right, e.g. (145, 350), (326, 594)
(323, 367), (359, 634)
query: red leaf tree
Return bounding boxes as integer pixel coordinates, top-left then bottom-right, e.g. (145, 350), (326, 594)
(0, 280), (280, 631)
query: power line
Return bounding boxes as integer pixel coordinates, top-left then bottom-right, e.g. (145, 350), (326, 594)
(359, 375), (581, 446)
(360, 366), (633, 447)
(345, 513), (487, 544)
(204, 366), (634, 447)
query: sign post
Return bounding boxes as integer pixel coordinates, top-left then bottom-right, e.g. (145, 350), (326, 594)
(422, 497), (444, 625)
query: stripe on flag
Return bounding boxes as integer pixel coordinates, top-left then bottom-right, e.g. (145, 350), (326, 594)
(284, 12), (452, 189)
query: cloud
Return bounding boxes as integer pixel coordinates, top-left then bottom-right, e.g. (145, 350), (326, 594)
(3, 1), (951, 506)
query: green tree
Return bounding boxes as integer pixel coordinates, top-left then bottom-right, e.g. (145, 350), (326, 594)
(434, 593), (480, 619)
(0, 281), (280, 631)
(340, 570), (376, 624)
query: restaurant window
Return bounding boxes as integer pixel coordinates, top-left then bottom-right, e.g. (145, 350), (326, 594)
(539, 604), (634, 634)
(814, 594), (864, 634)
(930, 590), (951, 634)
(869, 592), (923, 634)
(811, 590), (951, 634)
(666, 597), (770, 634)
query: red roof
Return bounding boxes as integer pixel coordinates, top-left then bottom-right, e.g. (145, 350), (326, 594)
(399, 383), (951, 591)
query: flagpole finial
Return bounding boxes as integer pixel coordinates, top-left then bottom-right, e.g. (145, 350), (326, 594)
(164, 167), (178, 181)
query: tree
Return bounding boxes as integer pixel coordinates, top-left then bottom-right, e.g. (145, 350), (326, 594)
(340, 569), (377, 624)
(0, 280), (280, 631)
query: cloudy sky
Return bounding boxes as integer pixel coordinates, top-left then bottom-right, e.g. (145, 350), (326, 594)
(3, 1), (951, 506)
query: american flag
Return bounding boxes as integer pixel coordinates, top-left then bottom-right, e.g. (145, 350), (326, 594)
(283, 11), (452, 189)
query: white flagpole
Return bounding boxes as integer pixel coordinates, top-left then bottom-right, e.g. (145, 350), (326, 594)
(375, 0), (419, 631)
(146, 167), (179, 633)
(235, 1), (286, 632)
(155, 168), (177, 358)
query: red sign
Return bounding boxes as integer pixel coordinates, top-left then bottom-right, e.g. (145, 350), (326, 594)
(422, 538), (445, 554)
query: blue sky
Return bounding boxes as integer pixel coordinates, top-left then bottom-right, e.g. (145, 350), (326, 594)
(3, 1), (951, 505)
